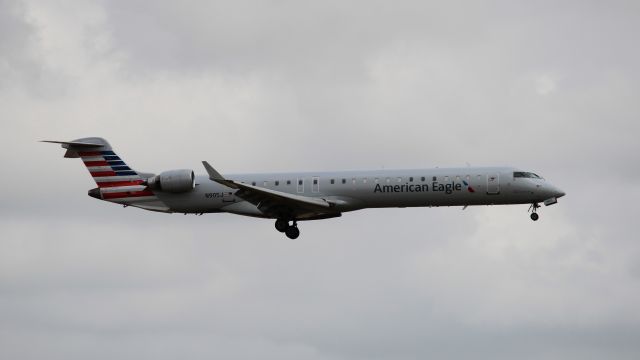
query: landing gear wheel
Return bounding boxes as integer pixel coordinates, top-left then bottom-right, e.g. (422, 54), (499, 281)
(285, 226), (300, 240)
(528, 203), (540, 221)
(275, 219), (289, 232)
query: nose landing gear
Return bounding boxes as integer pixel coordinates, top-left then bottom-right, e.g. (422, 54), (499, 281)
(528, 203), (540, 221)
(275, 219), (300, 239)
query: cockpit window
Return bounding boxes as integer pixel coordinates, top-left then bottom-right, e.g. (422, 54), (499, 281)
(514, 172), (543, 179)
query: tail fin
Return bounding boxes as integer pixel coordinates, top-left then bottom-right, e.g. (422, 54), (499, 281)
(42, 137), (165, 209)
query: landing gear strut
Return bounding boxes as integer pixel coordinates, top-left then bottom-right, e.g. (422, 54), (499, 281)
(529, 203), (540, 221)
(275, 219), (300, 239)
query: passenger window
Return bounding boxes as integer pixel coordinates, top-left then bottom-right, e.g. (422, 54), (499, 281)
(409, 177), (414, 182)
(298, 180), (303, 185)
(342, 179), (346, 184)
(432, 176), (437, 181)
(287, 180), (291, 185)
(252, 182), (256, 186)
(313, 179), (318, 185)
(421, 176), (425, 182)
(331, 179), (335, 184)
(275, 181), (279, 186)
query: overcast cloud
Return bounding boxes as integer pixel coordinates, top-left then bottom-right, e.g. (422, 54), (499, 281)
(1, 0), (640, 359)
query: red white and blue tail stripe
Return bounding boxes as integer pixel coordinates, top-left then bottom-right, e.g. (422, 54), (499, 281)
(78, 150), (157, 202)
(42, 137), (168, 210)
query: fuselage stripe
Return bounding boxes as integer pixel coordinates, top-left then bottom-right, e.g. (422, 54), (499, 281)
(110, 165), (131, 171)
(100, 185), (147, 193)
(84, 161), (109, 167)
(80, 156), (105, 162)
(86, 166), (113, 172)
(93, 175), (141, 182)
(91, 171), (117, 177)
(102, 190), (155, 199)
(98, 180), (145, 187)
(78, 151), (102, 156)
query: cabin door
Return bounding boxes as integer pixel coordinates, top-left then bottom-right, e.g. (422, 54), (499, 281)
(487, 173), (500, 194)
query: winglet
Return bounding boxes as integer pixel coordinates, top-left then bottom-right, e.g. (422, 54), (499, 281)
(202, 161), (238, 189)
(202, 161), (224, 181)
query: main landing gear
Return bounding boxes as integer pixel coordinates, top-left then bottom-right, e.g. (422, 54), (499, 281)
(528, 203), (540, 221)
(275, 219), (300, 239)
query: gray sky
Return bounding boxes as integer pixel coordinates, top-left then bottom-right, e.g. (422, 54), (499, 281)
(1, 0), (640, 359)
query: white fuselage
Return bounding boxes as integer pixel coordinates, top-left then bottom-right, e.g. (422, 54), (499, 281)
(46, 137), (566, 238)
(151, 166), (565, 219)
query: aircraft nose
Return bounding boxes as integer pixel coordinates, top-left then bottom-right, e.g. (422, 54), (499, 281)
(551, 185), (566, 198)
(539, 183), (565, 199)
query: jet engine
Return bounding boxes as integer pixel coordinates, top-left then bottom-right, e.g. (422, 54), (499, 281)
(146, 169), (195, 193)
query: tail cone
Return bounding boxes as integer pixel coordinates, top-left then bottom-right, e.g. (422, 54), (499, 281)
(88, 187), (102, 199)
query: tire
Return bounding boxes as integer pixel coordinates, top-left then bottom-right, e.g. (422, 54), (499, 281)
(285, 226), (300, 239)
(275, 219), (288, 232)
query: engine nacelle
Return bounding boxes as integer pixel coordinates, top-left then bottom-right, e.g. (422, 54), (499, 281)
(146, 169), (195, 193)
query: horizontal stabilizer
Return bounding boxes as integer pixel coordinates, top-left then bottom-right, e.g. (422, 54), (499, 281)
(40, 140), (105, 147)
(41, 137), (112, 158)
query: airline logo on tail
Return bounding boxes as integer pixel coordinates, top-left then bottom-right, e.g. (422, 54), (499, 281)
(78, 150), (154, 200)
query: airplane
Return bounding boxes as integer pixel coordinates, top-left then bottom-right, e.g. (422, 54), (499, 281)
(43, 137), (566, 239)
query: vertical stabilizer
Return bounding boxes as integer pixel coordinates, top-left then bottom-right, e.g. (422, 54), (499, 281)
(42, 137), (164, 208)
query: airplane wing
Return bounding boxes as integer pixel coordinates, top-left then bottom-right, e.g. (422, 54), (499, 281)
(202, 161), (336, 219)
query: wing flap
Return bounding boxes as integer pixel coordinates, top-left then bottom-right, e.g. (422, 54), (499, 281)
(233, 181), (332, 209)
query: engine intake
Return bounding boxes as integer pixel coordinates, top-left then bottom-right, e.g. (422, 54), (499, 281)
(146, 169), (195, 193)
